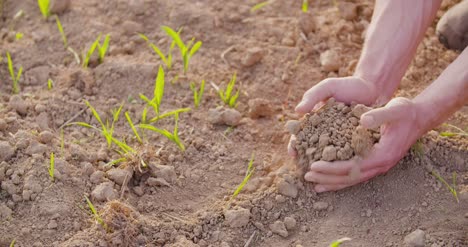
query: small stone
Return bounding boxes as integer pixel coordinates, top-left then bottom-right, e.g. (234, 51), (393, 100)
(275, 194), (286, 203)
(38, 131), (54, 144)
(107, 168), (133, 185)
(0, 141), (15, 162)
(241, 47), (264, 67)
(150, 164), (177, 184)
(320, 50), (340, 72)
(122, 20), (144, 36)
(277, 179), (298, 198)
(9, 95), (28, 115)
(146, 177), (170, 187)
(35, 104), (47, 113)
(133, 186), (144, 196)
(224, 207), (251, 228)
(269, 221), (288, 237)
(208, 107), (242, 126)
(25, 141), (48, 155)
(313, 201), (329, 211)
(0, 203), (13, 220)
(421, 202), (428, 207)
(91, 182), (118, 202)
(90, 170), (105, 184)
(50, 0), (70, 14)
(285, 120), (301, 135)
(248, 98), (273, 118)
(318, 134), (330, 148)
(48, 220), (58, 229)
(404, 229), (425, 247)
(284, 217), (297, 230)
(322, 146), (337, 161)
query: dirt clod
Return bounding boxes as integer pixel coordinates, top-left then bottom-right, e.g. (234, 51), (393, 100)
(277, 179), (298, 198)
(208, 107), (242, 126)
(9, 95), (28, 116)
(404, 229), (426, 247)
(320, 50), (340, 72)
(242, 47), (264, 67)
(313, 201), (329, 211)
(107, 168), (133, 186)
(284, 217), (297, 230)
(0, 141), (14, 162)
(269, 220), (289, 237)
(91, 182), (118, 202)
(224, 207), (251, 228)
(248, 98), (273, 118)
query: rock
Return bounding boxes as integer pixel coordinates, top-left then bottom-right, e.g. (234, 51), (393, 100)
(91, 182), (118, 202)
(25, 141), (48, 155)
(318, 134), (330, 148)
(9, 95), (28, 115)
(146, 177), (170, 187)
(36, 112), (50, 130)
(122, 20), (144, 36)
(0, 203), (13, 220)
(248, 98), (273, 118)
(47, 220), (58, 229)
(50, 0), (71, 14)
(321, 146), (337, 161)
(0, 141), (15, 162)
(38, 130), (54, 144)
(0, 119), (7, 131)
(90, 171), (105, 184)
(338, 2), (358, 21)
(404, 229), (425, 247)
(285, 120), (301, 135)
(284, 217), (297, 230)
(24, 66), (50, 86)
(150, 164), (177, 184)
(208, 107), (242, 126)
(320, 50), (340, 72)
(35, 104), (47, 113)
(241, 47), (264, 67)
(81, 162), (95, 177)
(269, 221), (288, 237)
(277, 179), (298, 198)
(224, 207), (251, 228)
(107, 168), (133, 185)
(313, 201), (329, 211)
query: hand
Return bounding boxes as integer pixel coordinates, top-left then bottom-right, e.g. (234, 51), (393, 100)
(304, 97), (425, 192)
(288, 76), (382, 156)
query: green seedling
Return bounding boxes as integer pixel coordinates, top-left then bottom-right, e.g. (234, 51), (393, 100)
(139, 113), (185, 151)
(330, 237), (352, 247)
(148, 108), (191, 123)
(139, 33), (178, 70)
(302, 0), (309, 12)
(37, 0), (50, 18)
(218, 72), (240, 108)
(431, 171), (459, 203)
(47, 78), (53, 90)
(140, 65), (165, 116)
(190, 80), (205, 108)
(251, 1), (270, 12)
(15, 32), (23, 40)
(6, 52), (23, 94)
(49, 152), (55, 182)
(10, 239), (16, 247)
(411, 139), (424, 158)
(125, 112), (142, 144)
(439, 123), (468, 137)
(85, 196), (108, 231)
(60, 128), (65, 157)
(55, 16), (68, 48)
(161, 26), (202, 73)
(229, 153), (255, 204)
(83, 34), (110, 68)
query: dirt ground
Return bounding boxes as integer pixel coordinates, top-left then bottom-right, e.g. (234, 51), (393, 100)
(0, 0), (467, 246)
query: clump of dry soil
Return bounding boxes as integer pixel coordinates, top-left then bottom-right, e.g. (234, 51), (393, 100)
(287, 98), (380, 174)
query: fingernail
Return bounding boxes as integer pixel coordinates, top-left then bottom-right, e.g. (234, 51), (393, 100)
(304, 172), (314, 182)
(360, 115), (375, 128)
(315, 185), (326, 193)
(295, 100), (306, 111)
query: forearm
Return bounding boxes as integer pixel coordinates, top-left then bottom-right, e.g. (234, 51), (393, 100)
(414, 47), (468, 134)
(355, 0), (441, 104)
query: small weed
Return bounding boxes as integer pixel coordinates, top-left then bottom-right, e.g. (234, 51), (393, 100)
(330, 237), (352, 247)
(83, 34), (110, 68)
(161, 26), (202, 73)
(302, 0), (309, 12)
(218, 72), (240, 108)
(440, 124), (468, 137)
(229, 154), (255, 204)
(140, 65), (165, 116)
(10, 239), (16, 247)
(251, 1), (270, 12)
(85, 196), (108, 231)
(431, 171), (459, 203)
(139, 113), (185, 151)
(48, 152), (55, 182)
(37, 0), (50, 19)
(47, 78), (53, 90)
(55, 16), (68, 48)
(139, 33), (177, 70)
(190, 80), (205, 108)
(60, 128), (65, 157)
(6, 52), (23, 94)
(15, 32), (23, 41)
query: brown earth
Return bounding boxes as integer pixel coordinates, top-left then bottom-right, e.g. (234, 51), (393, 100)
(0, 0), (467, 247)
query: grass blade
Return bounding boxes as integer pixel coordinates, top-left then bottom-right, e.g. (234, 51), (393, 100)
(98, 34), (110, 63)
(38, 0), (50, 18)
(148, 108), (191, 123)
(189, 41), (202, 58)
(49, 152), (55, 182)
(330, 237), (352, 247)
(251, 1), (270, 12)
(161, 26), (185, 51)
(302, 0), (309, 12)
(55, 16), (67, 48)
(230, 154), (255, 204)
(83, 36), (100, 68)
(125, 112), (142, 143)
(154, 65), (165, 111)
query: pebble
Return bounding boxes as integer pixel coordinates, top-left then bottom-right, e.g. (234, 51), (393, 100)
(0, 203), (13, 220)
(320, 49), (340, 72)
(313, 201), (329, 211)
(122, 20), (144, 36)
(285, 120), (301, 135)
(269, 221), (288, 237)
(25, 141), (48, 155)
(150, 164), (177, 184)
(47, 220), (58, 229)
(284, 216), (297, 230)
(146, 177), (170, 187)
(241, 47), (264, 67)
(107, 167), (133, 185)
(9, 95), (28, 115)
(208, 107), (242, 126)
(50, 0), (70, 14)
(277, 179), (298, 198)
(90, 171), (106, 184)
(404, 229), (425, 247)
(0, 141), (15, 162)
(248, 98), (273, 118)
(38, 130), (54, 144)
(224, 207), (251, 228)
(275, 194), (286, 203)
(91, 182), (118, 202)
(35, 104), (47, 113)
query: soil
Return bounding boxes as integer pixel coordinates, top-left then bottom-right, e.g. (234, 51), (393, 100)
(0, 0), (467, 247)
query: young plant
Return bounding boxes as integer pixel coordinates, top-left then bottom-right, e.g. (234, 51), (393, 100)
(55, 16), (68, 48)
(85, 196), (108, 231)
(302, 0), (309, 12)
(10, 239), (16, 247)
(6, 52), (23, 94)
(15, 32), (23, 41)
(329, 237), (352, 247)
(139, 33), (177, 70)
(125, 112), (142, 144)
(139, 113), (185, 151)
(49, 152), (55, 182)
(37, 0), (50, 19)
(190, 80), (205, 108)
(147, 108), (191, 123)
(218, 72), (240, 108)
(229, 154), (255, 204)
(140, 65), (165, 116)
(82, 34), (110, 68)
(47, 78), (53, 90)
(161, 26), (202, 73)
(439, 123), (468, 137)
(250, 1), (270, 12)
(431, 171), (459, 203)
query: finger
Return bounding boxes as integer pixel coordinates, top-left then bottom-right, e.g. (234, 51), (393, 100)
(295, 81), (335, 114)
(313, 167), (385, 193)
(305, 171), (354, 185)
(309, 160), (357, 175)
(288, 135), (297, 157)
(360, 98), (414, 129)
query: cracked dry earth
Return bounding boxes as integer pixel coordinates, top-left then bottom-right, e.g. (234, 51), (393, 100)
(0, 0), (467, 247)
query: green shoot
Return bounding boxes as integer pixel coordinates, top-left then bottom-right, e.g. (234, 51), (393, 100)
(97, 34), (110, 64)
(140, 65), (165, 116)
(60, 128), (65, 157)
(139, 33), (177, 70)
(85, 196), (108, 231)
(230, 153), (255, 203)
(9, 239), (16, 247)
(82, 34), (110, 68)
(125, 112), (142, 144)
(49, 152), (55, 182)
(431, 171), (459, 203)
(161, 26), (202, 73)
(302, 0), (309, 12)
(218, 73), (240, 108)
(411, 139), (424, 158)
(37, 0), (50, 19)
(15, 32), (23, 41)
(440, 124), (468, 137)
(47, 78), (53, 90)
(329, 237), (352, 247)
(190, 80), (205, 108)
(148, 108), (191, 123)
(55, 16), (68, 48)
(251, 1), (270, 12)
(139, 114), (185, 151)
(6, 52), (23, 94)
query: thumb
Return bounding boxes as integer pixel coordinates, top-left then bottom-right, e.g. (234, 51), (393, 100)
(360, 98), (413, 129)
